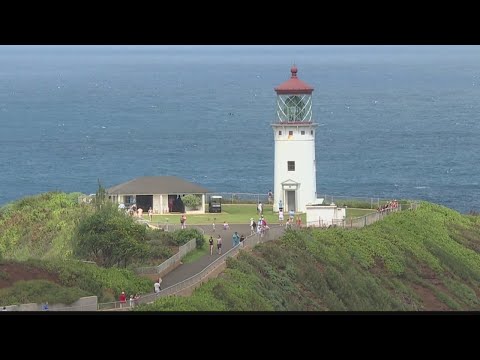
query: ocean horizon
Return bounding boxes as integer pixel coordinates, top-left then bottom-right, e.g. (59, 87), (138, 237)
(0, 45), (479, 213)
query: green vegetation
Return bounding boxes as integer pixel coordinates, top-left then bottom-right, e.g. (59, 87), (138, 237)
(0, 280), (91, 306)
(0, 192), (93, 261)
(0, 259), (153, 305)
(182, 247), (209, 264)
(0, 191), (201, 269)
(182, 194), (202, 209)
(148, 204), (376, 226)
(73, 202), (148, 268)
(138, 202), (480, 311)
(345, 208), (376, 218)
(148, 204), (303, 225)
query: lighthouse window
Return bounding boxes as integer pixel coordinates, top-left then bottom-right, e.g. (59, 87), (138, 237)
(311, 130), (313, 135)
(288, 131), (293, 136)
(279, 131), (282, 135)
(301, 131), (305, 135)
(287, 161), (295, 171)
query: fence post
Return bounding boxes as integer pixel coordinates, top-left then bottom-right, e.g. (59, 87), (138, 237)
(364, 216), (367, 227)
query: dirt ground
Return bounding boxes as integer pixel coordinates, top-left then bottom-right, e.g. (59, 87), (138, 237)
(0, 263), (59, 289)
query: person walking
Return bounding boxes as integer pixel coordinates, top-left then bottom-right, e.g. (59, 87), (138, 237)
(217, 235), (222, 255)
(232, 231), (240, 247)
(209, 236), (214, 255)
(154, 281), (161, 295)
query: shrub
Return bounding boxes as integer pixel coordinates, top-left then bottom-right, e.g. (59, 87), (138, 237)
(173, 228), (204, 247)
(182, 194), (202, 209)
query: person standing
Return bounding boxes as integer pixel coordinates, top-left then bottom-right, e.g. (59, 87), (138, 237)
(180, 214), (187, 229)
(212, 218), (216, 232)
(217, 235), (222, 255)
(154, 281), (161, 295)
(209, 236), (214, 255)
(278, 209), (284, 226)
(296, 215), (302, 228)
(232, 231), (240, 247)
(148, 207), (153, 221)
(257, 202), (263, 215)
(119, 292), (127, 308)
(239, 234), (245, 247)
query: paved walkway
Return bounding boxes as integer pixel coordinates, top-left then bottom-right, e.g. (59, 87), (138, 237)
(161, 224), (254, 288)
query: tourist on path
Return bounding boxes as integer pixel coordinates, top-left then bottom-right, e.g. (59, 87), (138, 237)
(209, 236), (214, 255)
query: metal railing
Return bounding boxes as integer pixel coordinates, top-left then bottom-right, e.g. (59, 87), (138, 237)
(305, 201), (420, 229)
(210, 192), (272, 205)
(98, 201), (421, 310)
(136, 225), (286, 305)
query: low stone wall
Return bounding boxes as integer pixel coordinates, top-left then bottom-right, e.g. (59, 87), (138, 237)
(2, 296), (98, 312)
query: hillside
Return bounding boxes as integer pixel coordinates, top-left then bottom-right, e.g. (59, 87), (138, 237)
(0, 259), (153, 305)
(138, 202), (480, 311)
(0, 192), (92, 260)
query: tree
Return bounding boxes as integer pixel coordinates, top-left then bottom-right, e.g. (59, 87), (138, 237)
(182, 194), (202, 210)
(73, 202), (148, 267)
(93, 179), (107, 210)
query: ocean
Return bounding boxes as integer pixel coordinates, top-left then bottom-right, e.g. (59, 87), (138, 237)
(0, 45), (479, 213)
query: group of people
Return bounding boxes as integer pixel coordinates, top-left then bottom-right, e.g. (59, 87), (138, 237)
(119, 291), (141, 308)
(250, 215), (269, 236)
(208, 232), (245, 255)
(377, 200), (399, 213)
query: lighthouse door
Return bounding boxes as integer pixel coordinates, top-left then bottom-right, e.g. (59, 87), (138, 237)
(286, 190), (296, 212)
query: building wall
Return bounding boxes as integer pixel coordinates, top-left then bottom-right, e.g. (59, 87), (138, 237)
(152, 195), (162, 213)
(306, 205), (346, 227)
(273, 124), (317, 213)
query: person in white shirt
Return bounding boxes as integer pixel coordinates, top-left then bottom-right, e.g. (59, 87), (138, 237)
(154, 281), (161, 294)
(257, 202), (263, 215)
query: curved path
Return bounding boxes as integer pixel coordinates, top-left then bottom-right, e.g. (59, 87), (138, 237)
(160, 224), (254, 288)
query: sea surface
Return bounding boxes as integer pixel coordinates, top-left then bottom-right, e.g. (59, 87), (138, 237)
(0, 45), (479, 213)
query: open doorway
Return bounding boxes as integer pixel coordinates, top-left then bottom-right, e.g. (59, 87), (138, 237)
(286, 190), (296, 212)
(136, 195), (153, 212)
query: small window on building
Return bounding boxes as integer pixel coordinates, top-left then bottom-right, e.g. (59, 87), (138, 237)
(279, 130), (282, 135)
(311, 130), (313, 135)
(288, 161), (295, 171)
(289, 131), (293, 136)
(301, 130), (305, 135)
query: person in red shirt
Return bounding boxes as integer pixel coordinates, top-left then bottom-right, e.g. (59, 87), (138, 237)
(119, 291), (127, 308)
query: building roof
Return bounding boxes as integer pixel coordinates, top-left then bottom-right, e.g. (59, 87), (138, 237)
(107, 176), (210, 195)
(274, 66), (314, 94)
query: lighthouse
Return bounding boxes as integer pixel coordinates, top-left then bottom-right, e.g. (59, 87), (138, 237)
(272, 66), (317, 213)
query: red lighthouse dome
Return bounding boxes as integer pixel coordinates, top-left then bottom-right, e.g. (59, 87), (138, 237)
(274, 66), (314, 95)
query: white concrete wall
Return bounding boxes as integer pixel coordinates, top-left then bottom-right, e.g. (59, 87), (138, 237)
(273, 124), (317, 213)
(306, 205), (346, 227)
(152, 194), (162, 214)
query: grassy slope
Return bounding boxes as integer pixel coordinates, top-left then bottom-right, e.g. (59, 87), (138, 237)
(138, 202), (480, 311)
(0, 259), (153, 305)
(0, 192), (93, 260)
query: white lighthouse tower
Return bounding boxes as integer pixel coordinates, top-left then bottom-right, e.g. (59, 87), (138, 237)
(273, 66), (317, 213)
